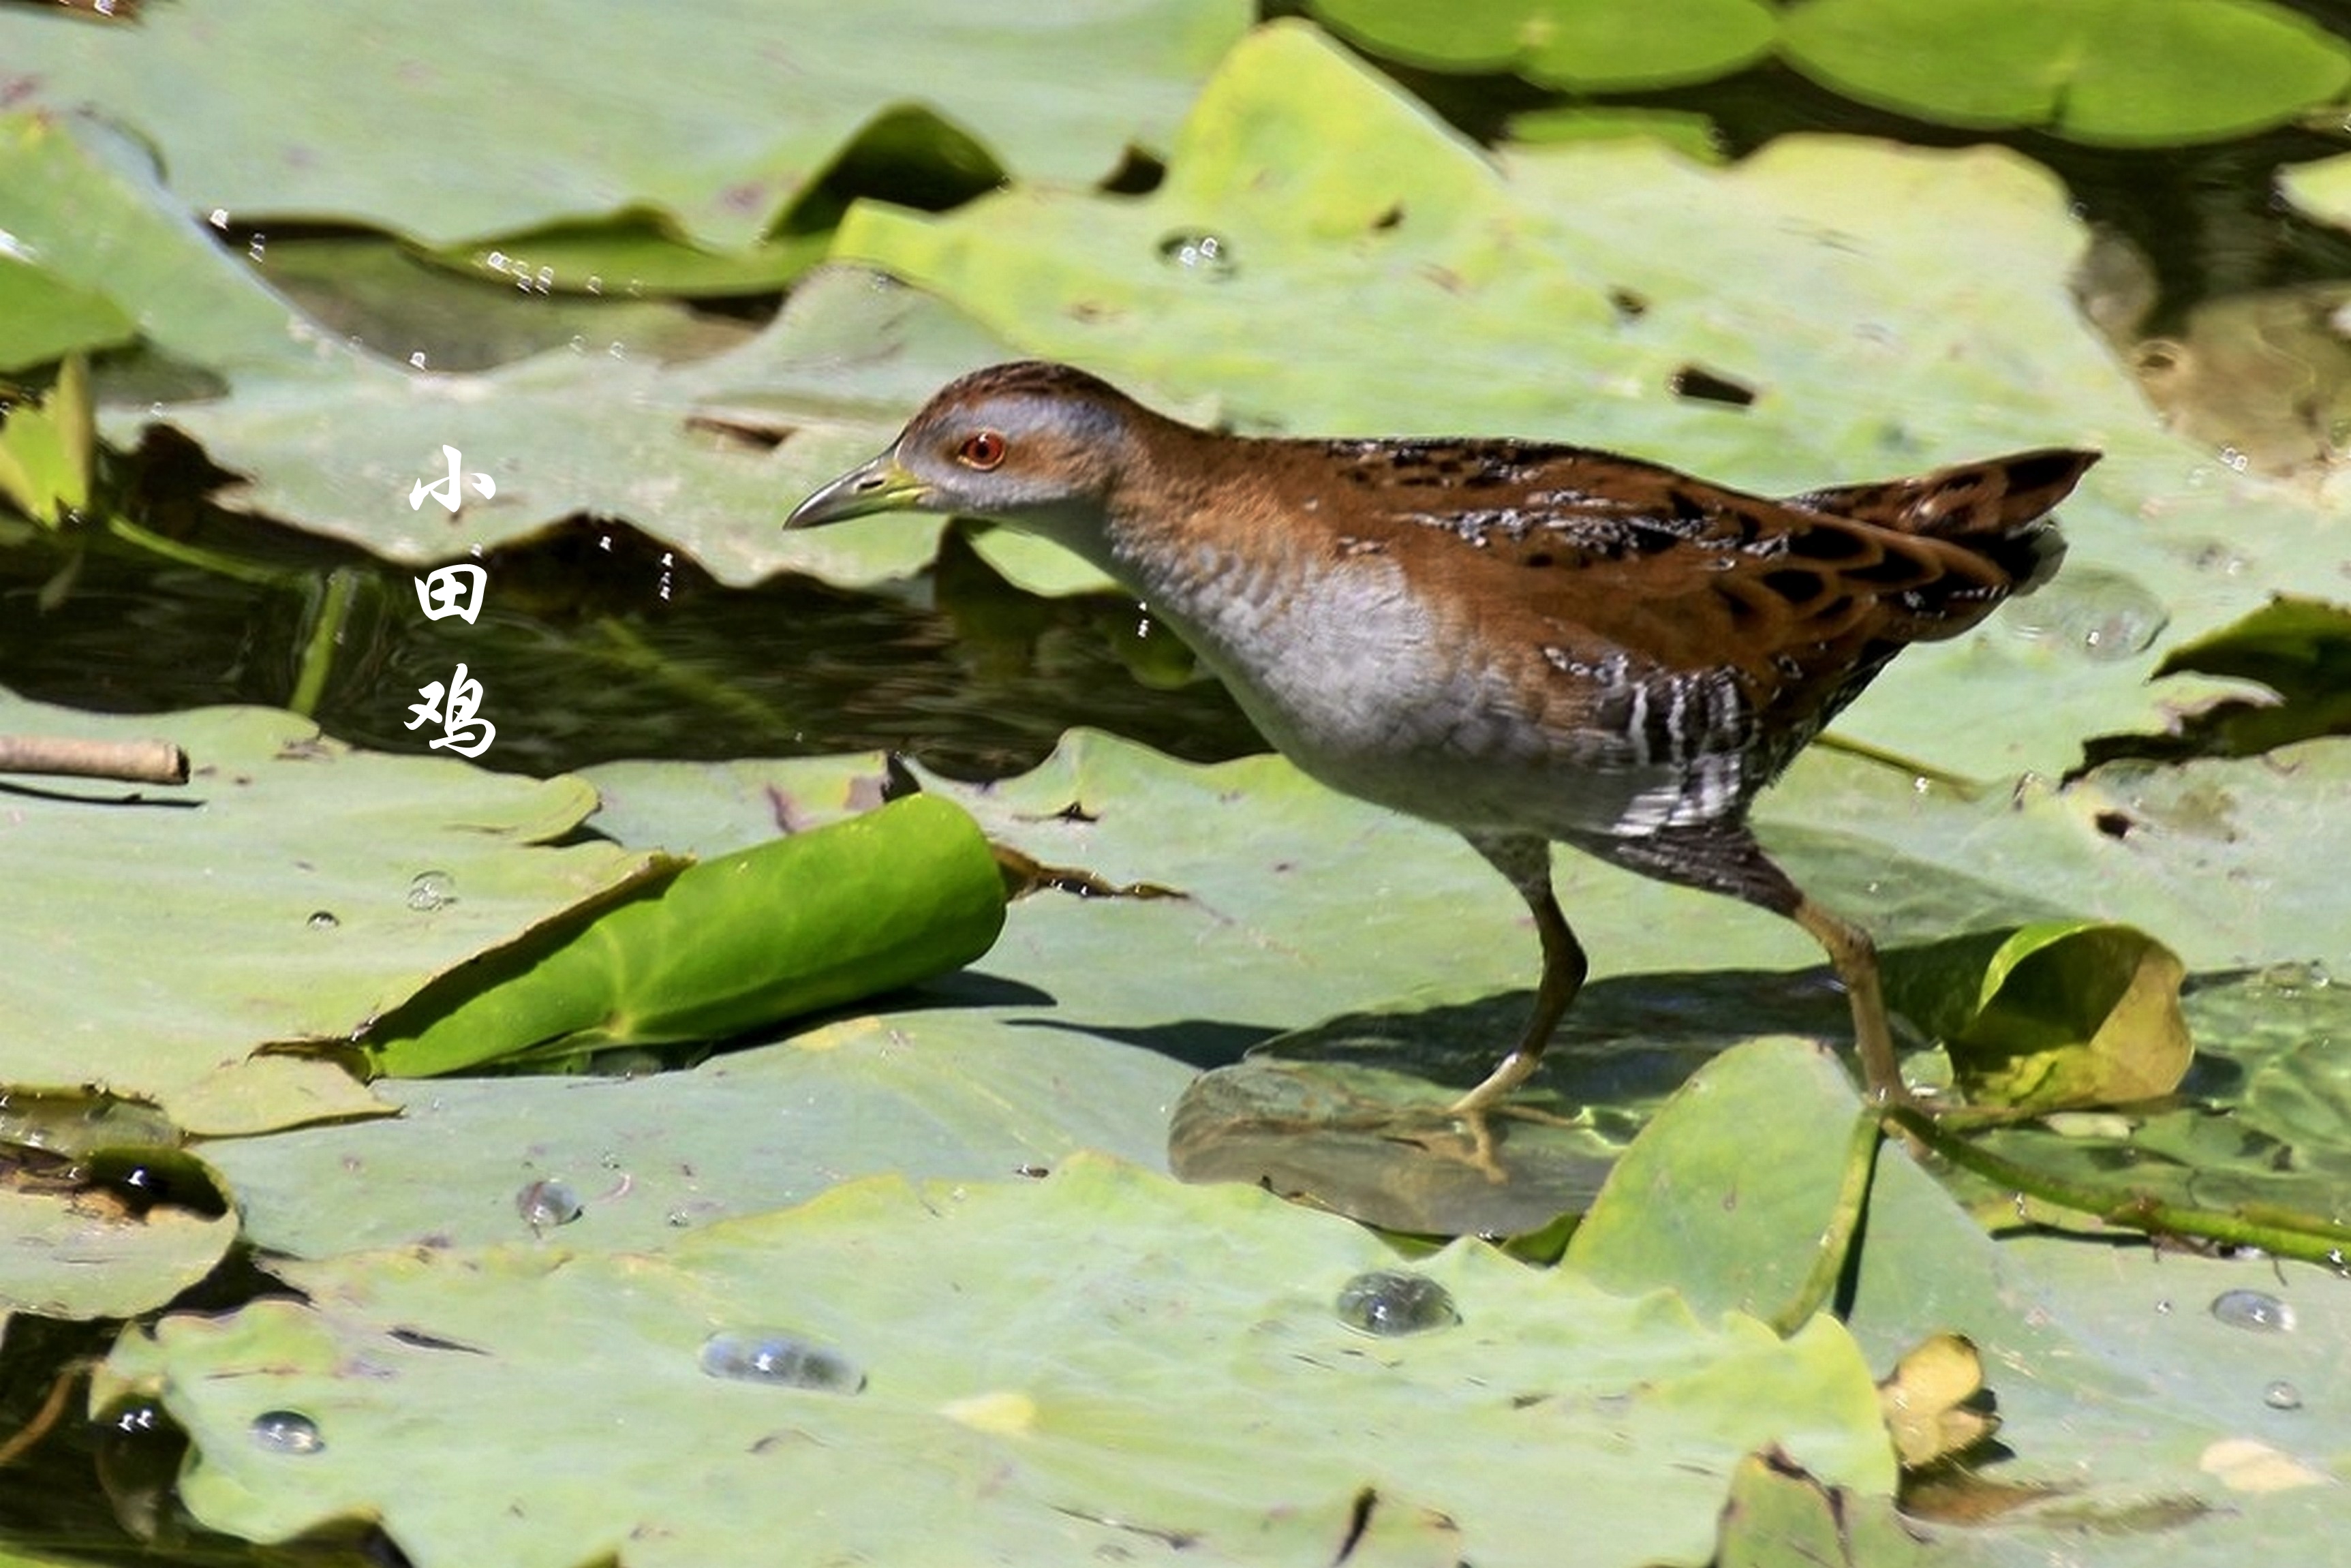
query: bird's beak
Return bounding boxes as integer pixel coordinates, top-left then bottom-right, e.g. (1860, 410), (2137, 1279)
(786, 448), (932, 529)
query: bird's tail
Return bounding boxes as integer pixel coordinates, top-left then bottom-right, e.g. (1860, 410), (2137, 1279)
(1787, 448), (2097, 596)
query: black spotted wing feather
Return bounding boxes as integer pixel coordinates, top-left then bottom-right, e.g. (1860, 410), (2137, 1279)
(1321, 438), (2095, 782)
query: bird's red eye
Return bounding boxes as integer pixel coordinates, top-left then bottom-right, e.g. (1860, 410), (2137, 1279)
(957, 430), (1007, 470)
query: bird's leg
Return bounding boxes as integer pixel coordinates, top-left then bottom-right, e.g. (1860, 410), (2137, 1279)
(1787, 894), (1902, 1106)
(1450, 833), (1588, 1115)
(1599, 824), (1911, 1108)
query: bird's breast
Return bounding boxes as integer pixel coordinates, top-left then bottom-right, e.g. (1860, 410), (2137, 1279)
(1124, 540), (1702, 837)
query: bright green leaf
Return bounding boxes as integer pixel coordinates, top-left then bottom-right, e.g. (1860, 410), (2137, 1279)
(1312, 0), (1775, 89)
(0, 354), (91, 527)
(365, 795), (1007, 1075)
(1781, 0), (2351, 144)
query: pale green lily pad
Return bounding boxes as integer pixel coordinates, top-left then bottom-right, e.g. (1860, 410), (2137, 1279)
(0, 687), (654, 1133)
(202, 1024), (1195, 1258)
(97, 1154), (1894, 1568)
(0, 1153), (233, 1321)
(0, 114), (1017, 586)
(1567, 1041), (2351, 1563)
(1311, 0), (1774, 89)
(1781, 0), (2351, 144)
(820, 22), (2328, 779)
(0, 0), (1250, 249)
(2090, 596), (2351, 763)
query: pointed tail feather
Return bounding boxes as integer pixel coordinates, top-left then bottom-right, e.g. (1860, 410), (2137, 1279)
(1787, 448), (2096, 596)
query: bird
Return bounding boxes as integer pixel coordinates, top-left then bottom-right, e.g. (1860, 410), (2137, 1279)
(788, 360), (2098, 1115)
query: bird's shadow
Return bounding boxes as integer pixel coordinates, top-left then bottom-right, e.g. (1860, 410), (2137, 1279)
(1012, 966), (1858, 1103)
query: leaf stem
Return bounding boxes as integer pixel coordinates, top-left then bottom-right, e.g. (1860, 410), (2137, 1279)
(1883, 1105), (2351, 1267)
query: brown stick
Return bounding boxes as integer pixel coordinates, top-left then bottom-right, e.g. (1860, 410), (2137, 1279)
(0, 735), (189, 786)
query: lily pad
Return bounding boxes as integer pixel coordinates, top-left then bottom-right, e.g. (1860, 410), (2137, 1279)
(1780, 0), (2351, 144)
(1310, 0), (1775, 89)
(0, 686), (654, 1134)
(2279, 151), (2351, 232)
(820, 21), (2329, 781)
(0, 253), (134, 373)
(202, 1023), (1196, 1259)
(0, 1148), (234, 1321)
(0, 0), (1250, 250)
(0, 106), (1024, 585)
(97, 1154), (1894, 1568)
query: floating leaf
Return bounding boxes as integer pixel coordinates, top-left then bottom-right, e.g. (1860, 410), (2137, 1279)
(0, 0), (1250, 249)
(1311, 0), (1774, 89)
(1781, 0), (2351, 144)
(0, 249), (136, 373)
(0, 1146), (233, 1321)
(0, 688), (654, 1134)
(98, 1156), (1894, 1568)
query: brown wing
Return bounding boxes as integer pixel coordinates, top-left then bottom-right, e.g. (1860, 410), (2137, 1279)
(1321, 437), (2096, 748)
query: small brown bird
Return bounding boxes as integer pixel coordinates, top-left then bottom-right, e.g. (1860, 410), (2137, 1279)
(790, 362), (2097, 1112)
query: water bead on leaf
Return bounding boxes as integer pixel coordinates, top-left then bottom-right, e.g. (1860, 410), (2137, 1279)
(2210, 1289), (2296, 1334)
(249, 1411), (324, 1455)
(1334, 1270), (1460, 1337)
(698, 1330), (865, 1394)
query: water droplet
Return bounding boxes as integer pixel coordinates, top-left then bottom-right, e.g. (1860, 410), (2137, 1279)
(246, 232), (267, 264)
(2211, 1289), (2295, 1333)
(2264, 1380), (2303, 1410)
(1334, 1270), (1460, 1336)
(1155, 230), (1237, 281)
(405, 871), (456, 912)
(306, 910), (339, 930)
(249, 1410), (323, 1454)
(408, 349), (430, 371)
(2006, 567), (2167, 662)
(516, 1178), (583, 1232)
(698, 1330), (864, 1393)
